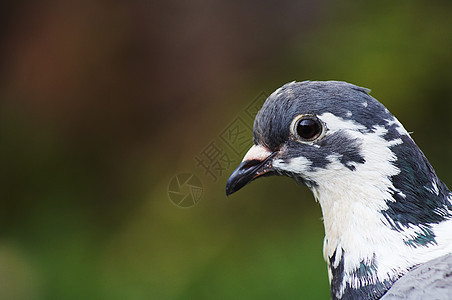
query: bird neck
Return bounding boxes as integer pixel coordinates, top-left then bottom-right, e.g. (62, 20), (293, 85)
(312, 136), (452, 299)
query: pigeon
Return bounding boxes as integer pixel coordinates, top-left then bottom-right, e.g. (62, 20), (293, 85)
(226, 81), (452, 300)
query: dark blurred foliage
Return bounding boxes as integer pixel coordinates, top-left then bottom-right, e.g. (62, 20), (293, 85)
(0, 0), (451, 299)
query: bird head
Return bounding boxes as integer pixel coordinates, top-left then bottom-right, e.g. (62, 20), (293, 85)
(226, 81), (452, 299)
(227, 81), (401, 198)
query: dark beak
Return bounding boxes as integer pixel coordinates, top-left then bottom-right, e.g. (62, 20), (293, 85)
(226, 145), (277, 196)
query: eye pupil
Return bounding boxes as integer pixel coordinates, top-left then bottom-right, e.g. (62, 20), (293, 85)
(296, 118), (321, 140)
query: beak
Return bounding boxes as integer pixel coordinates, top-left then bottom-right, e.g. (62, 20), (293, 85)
(226, 145), (277, 196)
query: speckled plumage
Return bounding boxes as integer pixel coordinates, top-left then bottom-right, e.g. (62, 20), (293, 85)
(226, 81), (452, 299)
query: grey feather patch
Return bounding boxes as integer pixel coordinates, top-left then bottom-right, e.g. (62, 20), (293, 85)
(382, 253), (452, 299)
(253, 81), (390, 151)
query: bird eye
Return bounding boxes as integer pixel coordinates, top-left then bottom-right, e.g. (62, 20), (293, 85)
(293, 116), (323, 141)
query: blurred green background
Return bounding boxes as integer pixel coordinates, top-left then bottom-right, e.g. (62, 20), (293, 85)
(1, 0), (452, 299)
